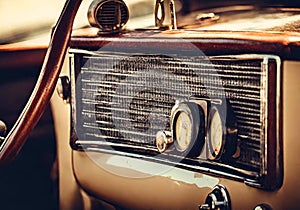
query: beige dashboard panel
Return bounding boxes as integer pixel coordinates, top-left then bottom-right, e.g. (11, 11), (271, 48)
(51, 55), (83, 210)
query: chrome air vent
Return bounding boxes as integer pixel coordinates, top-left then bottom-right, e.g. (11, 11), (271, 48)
(69, 46), (282, 190)
(88, 0), (129, 33)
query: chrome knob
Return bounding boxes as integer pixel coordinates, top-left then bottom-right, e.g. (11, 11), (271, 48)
(0, 120), (7, 142)
(0, 120), (7, 136)
(156, 131), (173, 153)
(199, 185), (231, 210)
(57, 76), (70, 103)
(254, 204), (272, 210)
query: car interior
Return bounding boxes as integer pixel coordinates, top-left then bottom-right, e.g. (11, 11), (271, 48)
(0, 0), (300, 209)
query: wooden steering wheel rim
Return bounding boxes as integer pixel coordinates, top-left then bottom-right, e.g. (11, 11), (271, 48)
(0, 0), (83, 164)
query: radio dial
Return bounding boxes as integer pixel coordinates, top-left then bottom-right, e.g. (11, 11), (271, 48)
(207, 104), (238, 161)
(207, 107), (224, 160)
(170, 101), (206, 157)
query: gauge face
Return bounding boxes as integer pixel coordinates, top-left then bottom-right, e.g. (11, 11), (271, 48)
(175, 112), (192, 151)
(170, 101), (205, 157)
(208, 107), (224, 160)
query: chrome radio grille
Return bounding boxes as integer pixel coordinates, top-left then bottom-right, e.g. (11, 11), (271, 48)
(70, 49), (280, 188)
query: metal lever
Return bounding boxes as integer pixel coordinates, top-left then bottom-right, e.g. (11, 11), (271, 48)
(155, 0), (165, 27)
(155, 0), (177, 29)
(199, 185), (231, 210)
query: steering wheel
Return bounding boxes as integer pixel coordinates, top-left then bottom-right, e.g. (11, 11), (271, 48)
(0, 0), (82, 164)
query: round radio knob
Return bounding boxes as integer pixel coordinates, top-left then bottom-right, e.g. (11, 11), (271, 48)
(199, 185), (231, 210)
(156, 130), (173, 153)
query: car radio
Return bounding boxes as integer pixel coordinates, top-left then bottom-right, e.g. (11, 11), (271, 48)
(69, 42), (282, 190)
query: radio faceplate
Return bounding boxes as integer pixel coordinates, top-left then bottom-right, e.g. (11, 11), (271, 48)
(69, 42), (282, 190)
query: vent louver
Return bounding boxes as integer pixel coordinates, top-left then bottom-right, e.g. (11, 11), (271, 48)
(88, 0), (129, 33)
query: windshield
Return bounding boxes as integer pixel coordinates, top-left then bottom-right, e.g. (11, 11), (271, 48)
(0, 0), (66, 44)
(1, 0), (300, 44)
(0, 0), (154, 44)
